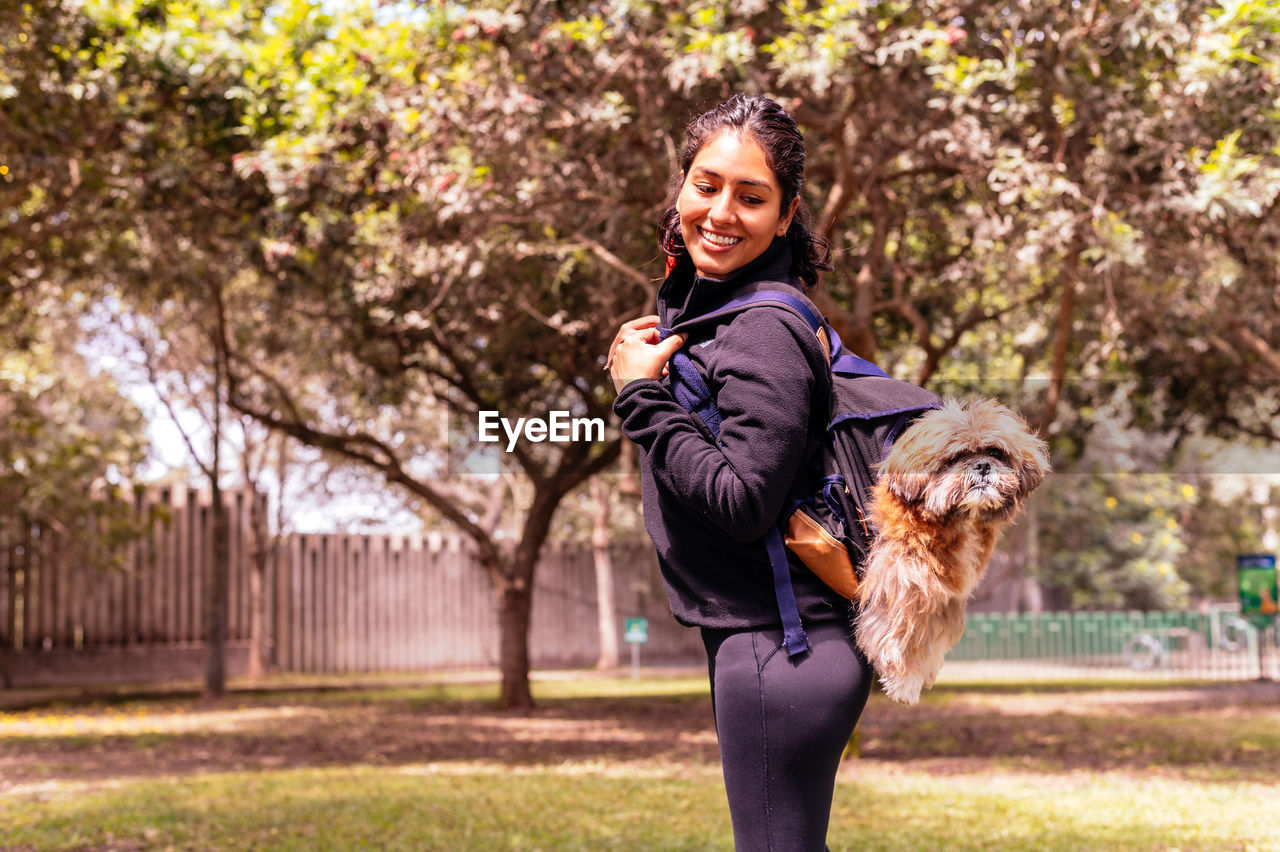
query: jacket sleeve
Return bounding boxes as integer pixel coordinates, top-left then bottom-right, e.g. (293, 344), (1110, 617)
(612, 308), (821, 542)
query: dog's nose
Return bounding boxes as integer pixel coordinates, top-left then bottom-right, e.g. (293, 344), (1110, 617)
(972, 459), (991, 477)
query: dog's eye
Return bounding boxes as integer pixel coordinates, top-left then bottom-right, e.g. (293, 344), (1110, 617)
(989, 449), (1008, 463)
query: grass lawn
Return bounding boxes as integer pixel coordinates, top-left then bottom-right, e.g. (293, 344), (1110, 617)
(3, 672), (1279, 851)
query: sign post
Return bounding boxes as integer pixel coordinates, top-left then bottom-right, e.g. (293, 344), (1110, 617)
(623, 617), (649, 680)
(1237, 554), (1278, 681)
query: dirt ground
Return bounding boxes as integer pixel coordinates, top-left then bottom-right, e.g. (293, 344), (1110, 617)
(3, 678), (1280, 796)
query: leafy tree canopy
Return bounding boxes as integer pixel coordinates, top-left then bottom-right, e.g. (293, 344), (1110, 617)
(5, 0), (1280, 699)
(0, 289), (149, 542)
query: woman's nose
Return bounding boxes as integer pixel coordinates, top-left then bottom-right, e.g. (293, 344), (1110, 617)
(708, 190), (735, 223)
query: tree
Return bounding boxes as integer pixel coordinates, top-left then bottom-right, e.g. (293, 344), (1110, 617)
(0, 290), (151, 596)
(4, 0), (657, 708)
(215, 3), (660, 707)
(105, 288), (243, 697)
(1177, 484), (1274, 602)
(589, 475), (620, 669)
(4, 0), (282, 695)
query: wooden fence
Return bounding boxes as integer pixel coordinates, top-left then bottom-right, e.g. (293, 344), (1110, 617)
(272, 533), (696, 673)
(0, 488), (702, 687)
(0, 488), (262, 652)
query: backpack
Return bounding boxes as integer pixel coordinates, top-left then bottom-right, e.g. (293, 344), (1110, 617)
(659, 283), (941, 657)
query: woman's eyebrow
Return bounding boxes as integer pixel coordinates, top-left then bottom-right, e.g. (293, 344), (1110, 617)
(689, 167), (774, 191)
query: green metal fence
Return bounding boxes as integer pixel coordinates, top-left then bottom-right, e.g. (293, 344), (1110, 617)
(947, 609), (1280, 680)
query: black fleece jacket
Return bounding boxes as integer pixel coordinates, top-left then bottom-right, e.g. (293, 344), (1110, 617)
(612, 239), (851, 630)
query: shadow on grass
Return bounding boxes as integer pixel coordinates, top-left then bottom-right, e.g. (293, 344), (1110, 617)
(0, 684), (721, 790)
(860, 679), (1280, 779)
(3, 676), (1279, 790)
(927, 677), (1280, 697)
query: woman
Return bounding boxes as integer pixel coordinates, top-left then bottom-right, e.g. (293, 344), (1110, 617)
(608, 94), (871, 852)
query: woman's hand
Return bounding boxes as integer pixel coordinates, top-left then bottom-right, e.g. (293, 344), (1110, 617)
(607, 316), (686, 394)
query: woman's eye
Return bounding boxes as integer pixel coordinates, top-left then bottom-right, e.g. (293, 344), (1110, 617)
(741, 195), (764, 205)
(695, 184), (716, 194)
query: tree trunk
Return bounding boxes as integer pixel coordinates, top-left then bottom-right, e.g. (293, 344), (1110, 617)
(204, 326), (228, 699)
(590, 476), (619, 670)
(618, 438), (641, 497)
(495, 486), (570, 710)
(246, 554), (264, 679)
(204, 485), (228, 698)
(1035, 245), (1081, 433)
(246, 487), (269, 679)
(497, 579), (534, 710)
(831, 188), (891, 361)
(1021, 499), (1043, 612)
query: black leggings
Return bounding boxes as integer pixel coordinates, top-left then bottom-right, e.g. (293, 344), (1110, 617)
(701, 621), (873, 852)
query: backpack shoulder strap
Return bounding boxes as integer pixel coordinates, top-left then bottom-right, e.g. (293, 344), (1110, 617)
(667, 282), (823, 335)
(665, 282), (834, 370)
(659, 283), (832, 441)
(672, 284), (895, 383)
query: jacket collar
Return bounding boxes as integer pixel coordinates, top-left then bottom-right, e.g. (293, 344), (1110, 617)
(658, 237), (799, 327)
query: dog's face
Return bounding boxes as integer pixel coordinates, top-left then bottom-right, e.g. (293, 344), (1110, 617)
(879, 398), (1051, 524)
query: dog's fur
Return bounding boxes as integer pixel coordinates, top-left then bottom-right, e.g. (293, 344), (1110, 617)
(855, 398), (1050, 704)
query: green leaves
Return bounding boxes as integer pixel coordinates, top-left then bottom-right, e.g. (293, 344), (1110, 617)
(1186, 129), (1280, 219)
(0, 303), (148, 532)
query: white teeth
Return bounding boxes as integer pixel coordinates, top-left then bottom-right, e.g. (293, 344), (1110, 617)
(701, 229), (741, 247)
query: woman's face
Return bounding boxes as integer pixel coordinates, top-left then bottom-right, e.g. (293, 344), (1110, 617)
(677, 130), (798, 280)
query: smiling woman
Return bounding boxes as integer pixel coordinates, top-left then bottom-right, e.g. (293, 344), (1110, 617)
(605, 94), (865, 852)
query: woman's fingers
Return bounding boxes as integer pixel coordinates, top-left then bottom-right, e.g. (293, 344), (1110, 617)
(652, 332), (686, 360)
(606, 315), (660, 369)
(609, 331), (686, 393)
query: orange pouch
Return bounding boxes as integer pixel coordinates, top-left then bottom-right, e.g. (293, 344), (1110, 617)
(783, 506), (860, 600)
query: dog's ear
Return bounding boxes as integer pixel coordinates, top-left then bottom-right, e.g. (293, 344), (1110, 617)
(877, 403), (963, 497)
(994, 407), (1051, 494)
(880, 469), (931, 504)
(877, 421), (950, 506)
(1014, 442), (1051, 494)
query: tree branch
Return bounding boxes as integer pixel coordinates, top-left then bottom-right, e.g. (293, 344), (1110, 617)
(223, 360), (507, 580)
(572, 231), (659, 304)
(1231, 323), (1280, 380)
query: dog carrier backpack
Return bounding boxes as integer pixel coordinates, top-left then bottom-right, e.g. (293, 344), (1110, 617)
(659, 283), (941, 657)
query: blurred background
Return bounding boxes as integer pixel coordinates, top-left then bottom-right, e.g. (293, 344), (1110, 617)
(2, 0), (1279, 707)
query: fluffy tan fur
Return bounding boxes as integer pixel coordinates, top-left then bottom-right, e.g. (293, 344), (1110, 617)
(855, 398), (1050, 704)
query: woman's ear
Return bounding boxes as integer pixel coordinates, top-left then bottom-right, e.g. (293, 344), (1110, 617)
(777, 196), (800, 236)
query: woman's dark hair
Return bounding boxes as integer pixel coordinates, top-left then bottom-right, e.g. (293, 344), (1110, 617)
(657, 94), (833, 288)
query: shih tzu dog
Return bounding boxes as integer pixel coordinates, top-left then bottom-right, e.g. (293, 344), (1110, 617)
(855, 398), (1051, 705)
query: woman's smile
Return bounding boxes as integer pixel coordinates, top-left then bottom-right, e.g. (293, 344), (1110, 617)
(697, 227), (744, 248)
